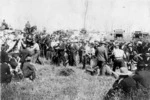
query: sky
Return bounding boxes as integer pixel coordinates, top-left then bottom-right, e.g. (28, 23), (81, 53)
(0, 0), (150, 32)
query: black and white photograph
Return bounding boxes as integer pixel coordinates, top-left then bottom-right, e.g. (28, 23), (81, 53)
(0, 0), (150, 100)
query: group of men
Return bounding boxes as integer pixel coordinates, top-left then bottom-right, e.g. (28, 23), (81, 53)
(0, 21), (42, 83)
(21, 24), (149, 77)
(1, 21), (150, 99)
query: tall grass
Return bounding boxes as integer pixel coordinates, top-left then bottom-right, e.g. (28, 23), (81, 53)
(1, 62), (149, 100)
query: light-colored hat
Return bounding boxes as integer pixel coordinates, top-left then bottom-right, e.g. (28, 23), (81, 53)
(120, 67), (133, 76)
(137, 41), (142, 45)
(112, 67), (133, 79)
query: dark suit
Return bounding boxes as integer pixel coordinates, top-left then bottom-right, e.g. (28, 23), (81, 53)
(79, 45), (85, 63)
(68, 43), (78, 66)
(95, 45), (108, 75)
(105, 76), (137, 100)
(58, 42), (66, 66)
(1, 50), (9, 63)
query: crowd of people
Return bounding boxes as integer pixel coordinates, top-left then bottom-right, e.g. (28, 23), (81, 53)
(1, 20), (150, 99)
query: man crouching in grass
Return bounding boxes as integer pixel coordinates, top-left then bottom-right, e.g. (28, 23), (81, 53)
(21, 56), (36, 81)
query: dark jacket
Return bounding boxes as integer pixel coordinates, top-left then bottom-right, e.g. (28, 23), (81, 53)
(105, 70), (150, 100)
(95, 45), (108, 62)
(1, 50), (10, 63)
(1, 63), (12, 83)
(133, 70), (150, 88)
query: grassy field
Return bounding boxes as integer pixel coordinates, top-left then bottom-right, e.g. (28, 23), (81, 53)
(1, 60), (116, 100)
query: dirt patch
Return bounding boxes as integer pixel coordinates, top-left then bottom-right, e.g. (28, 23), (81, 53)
(57, 68), (75, 76)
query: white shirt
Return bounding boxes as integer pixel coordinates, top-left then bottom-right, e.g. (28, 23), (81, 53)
(91, 48), (95, 55)
(51, 41), (59, 47)
(112, 48), (125, 59)
(85, 45), (95, 55)
(85, 45), (90, 54)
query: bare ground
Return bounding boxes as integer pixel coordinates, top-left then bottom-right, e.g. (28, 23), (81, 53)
(1, 60), (115, 100)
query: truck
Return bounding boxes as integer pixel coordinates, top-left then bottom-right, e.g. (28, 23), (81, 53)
(113, 29), (125, 42)
(132, 31), (150, 42)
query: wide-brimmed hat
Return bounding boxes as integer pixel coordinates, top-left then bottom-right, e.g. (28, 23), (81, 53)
(120, 67), (133, 75)
(112, 67), (133, 79)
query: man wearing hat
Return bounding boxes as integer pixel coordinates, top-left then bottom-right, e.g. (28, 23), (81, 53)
(70, 41), (79, 66)
(136, 40), (143, 54)
(82, 42), (91, 69)
(40, 27), (48, 57)
(106, 59), (150, 100)
(95, 41), (108, 75)
(57, 40), (67, 66)
(1, 19), (9, 30)
(24, 21), (31, 34)
(78, 41), (85, 64)
(105, 69), (137, 100)
(41, 27), (47, 36)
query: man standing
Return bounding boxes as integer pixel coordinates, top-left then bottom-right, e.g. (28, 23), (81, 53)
(95, 41), (108, 75)
(136, 41), (143, 54)
(1, 19), (9, 30)
(24, 21), (31, 34)
(41, 27), (47, 36)
(57, 40), (66, 66)
(40, 27), (48, 58)
(78, 41), (85, 64)
(68, 42), (79, 66)
(112, 43), (126, 71)
(72, 42), (79, 66)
